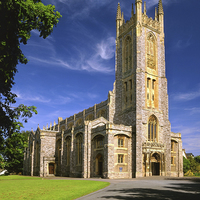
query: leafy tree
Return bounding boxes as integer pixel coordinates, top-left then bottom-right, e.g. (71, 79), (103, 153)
(5, 130), (30, 173)
(194, 156), (200, 164)
(196, 164), (200, 172)
(0, 154), (5, 169)
(0, 0), (61, 142)
(3, 105), (37, 173)
(183, 157), (190, 174)
(187, 156), (197, 172)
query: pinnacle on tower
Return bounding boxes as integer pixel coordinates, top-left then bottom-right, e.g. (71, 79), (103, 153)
(122, 12), (125, 24)
(131, 3), (134, 17)
(158, 0), (164, 14)
(116, 2), (122, 19)
(144, 1), (147, 15)
(155, 7), (158, 21)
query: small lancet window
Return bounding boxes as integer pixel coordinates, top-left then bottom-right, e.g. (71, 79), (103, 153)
(118, 154), (124, 163)
(118, 136), (124, 148)
(147, 78), (150, 88)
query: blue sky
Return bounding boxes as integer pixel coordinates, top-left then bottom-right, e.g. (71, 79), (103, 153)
(13, 0), (200, 156)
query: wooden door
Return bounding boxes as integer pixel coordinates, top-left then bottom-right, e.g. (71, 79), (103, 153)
(49, 163), (54, 174)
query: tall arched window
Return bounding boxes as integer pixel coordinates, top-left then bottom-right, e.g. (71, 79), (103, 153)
(125, 37), (132, 72)
(66, 137), (71, 166)
(148, 115), (158, 142)
(147, 33), (156, 70)
(76, 134), (83, 165)
(36, 142), (39, 167)
(57, 139), (61, 167)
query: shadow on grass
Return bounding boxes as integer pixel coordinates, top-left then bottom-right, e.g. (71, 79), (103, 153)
(101, 180), (200, 200)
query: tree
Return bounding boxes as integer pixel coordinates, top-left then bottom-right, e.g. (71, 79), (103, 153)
(194, 156), (200, 164)
(0, 154), (5, 169)
(4, 130), (29, 173)
(183, 157), (190, 174)
(3, 105), (37, 173)
(0, 0), (61, 141)
(187, 156), (197, 172)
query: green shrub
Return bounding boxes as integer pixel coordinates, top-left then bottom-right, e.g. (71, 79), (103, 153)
(185, 170), (194, 176)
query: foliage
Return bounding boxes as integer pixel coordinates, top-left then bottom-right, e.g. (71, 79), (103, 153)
(0, 178), (109, 200)
(0, 0), (61, 172)
(0, 155), (5, 169)
(187, 156), (197, 172)
(194, 156), (200, 164)
(196, 164), (200, 172)
(0, 0), (61, 142)
(2, 105), (37, 173)
(184, 170), (194, 177)
(194, 172), (200, 177)
(183, 156), (190, 174)
(4, 131), (30, 173)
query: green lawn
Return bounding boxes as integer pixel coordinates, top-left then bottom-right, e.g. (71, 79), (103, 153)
(0, 175), (109, 200)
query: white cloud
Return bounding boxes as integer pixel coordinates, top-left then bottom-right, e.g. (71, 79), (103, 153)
(182, 136), (200, 156)
(146, 0), (175, 8)
(175, 37), (192, 49)
(28, 36), (115, 74)
(174, 88), (200, 101)
(185, 107), (200, 115)
(15, 91), (51, 103)
(96, 37), (115, 60)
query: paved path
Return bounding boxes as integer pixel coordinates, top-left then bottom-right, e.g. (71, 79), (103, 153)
(75, 177), (200, 200)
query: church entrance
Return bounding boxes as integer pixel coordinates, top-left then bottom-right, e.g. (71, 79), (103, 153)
(49, 163), (54, 174)
(96, 154), (103, 176)
(151, 153), (160, 176)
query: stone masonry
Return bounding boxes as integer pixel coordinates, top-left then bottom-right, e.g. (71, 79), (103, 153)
(23, 0), (183, 178)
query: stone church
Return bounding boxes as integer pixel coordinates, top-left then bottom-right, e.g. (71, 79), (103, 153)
(23, 0), (183, 178)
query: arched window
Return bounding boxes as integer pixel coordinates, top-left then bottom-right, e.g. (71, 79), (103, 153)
(97, 109), (106, 119)
(36, 142), (39, 167)
(96, 135), (104, 149)
(147, 33), (156, 70)
(66, 137), (71, 166)
(85, 114), (94, 121)
(125, 37), (132, 72)
(118, 135), (125, 148)
(76, 134), (83, 165)
(57, 139), (61, 167)
(148, 115), (157, 142)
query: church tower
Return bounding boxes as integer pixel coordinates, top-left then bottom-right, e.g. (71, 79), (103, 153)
(114, 0), (173, 177)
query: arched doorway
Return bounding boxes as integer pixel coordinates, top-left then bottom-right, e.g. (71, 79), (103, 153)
(151, 153), (160, 176)
(96, 154), (103, 176)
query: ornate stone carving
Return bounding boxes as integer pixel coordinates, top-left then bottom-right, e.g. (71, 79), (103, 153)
(142, 142), (164, 148)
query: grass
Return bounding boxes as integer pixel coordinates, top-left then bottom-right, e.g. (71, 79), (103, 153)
(0, 175), (110, 200)
(0, 175), (41, 180)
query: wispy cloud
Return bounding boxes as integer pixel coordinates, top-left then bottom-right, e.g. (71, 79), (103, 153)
(185, 107), (200, 115)
(174, 88), (200, 101)
(28, 36), (115, 74)
(182, 135), (200, 156)
(96, 37), (115, 60)
(146, 0), (175, 8)
(175, 36), (192, 49)
(15, 91), (51, 103)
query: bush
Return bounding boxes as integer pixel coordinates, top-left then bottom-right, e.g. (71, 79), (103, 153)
(184, 170), (194, 176)
(196, 164), (200, 171)
(183, 157), (190, 173)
